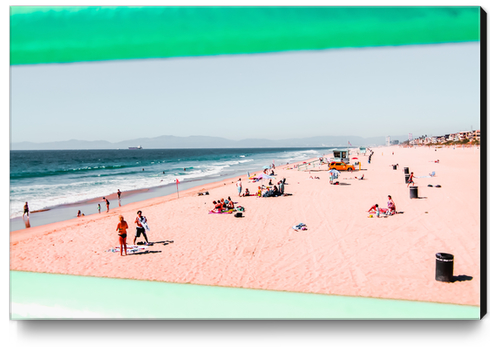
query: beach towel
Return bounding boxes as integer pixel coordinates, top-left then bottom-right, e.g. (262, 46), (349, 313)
(209, 209), (234, 214)
(139, 216), (150, 232)
(106, 245), (148, 254)
(292, 223), (307, 231)
(369, 208), (388, 215)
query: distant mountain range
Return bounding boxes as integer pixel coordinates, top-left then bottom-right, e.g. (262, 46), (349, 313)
(11, 135), (407, 150)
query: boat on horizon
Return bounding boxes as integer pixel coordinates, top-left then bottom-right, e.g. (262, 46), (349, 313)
(128, 146), (143, 150)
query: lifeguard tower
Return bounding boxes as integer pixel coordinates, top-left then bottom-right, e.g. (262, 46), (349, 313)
(333, 149), (350, 164)
(358, 147), (367, 155)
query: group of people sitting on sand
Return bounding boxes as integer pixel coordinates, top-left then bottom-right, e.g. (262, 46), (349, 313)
(368, 195), (397, 217)
(260, 179), (286, 197)
(241, 178), (287, 198)
(212, 197), (235, 212)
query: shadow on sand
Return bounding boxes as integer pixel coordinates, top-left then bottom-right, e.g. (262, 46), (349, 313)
(451, 275), (473, 283)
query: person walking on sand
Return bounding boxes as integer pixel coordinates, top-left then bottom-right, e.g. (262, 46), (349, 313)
(407, 172), (415, 187)
(23, 202), (29, 218)
(236, 178), (242, 197)
(116, 215), (128, 256)
(134, 210), (150, 245)
(117, 189), (122, 206)
(103, 197), (110, 212)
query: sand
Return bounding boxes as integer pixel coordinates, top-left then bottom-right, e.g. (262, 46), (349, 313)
(10, 146), (481, 306)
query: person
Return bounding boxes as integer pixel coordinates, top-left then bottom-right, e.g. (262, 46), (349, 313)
(278, 180), (284, 195)
(116, 215), (128, 256)
(244, 188), (250, 197)
(97, 204), (101, 213)
(213, 200), (222, 212)
(227, 196), (235, 209)
(272, 185), (279, 197)
(134, 210), (150, 245)
(329, 169), (339, 184)
(117, 189), (122, 200)
(387, 195), (396, 215)
(356, 174), (365, 180)
(368, 204), (377, 213)
(77, 210), (82, 217)
(375, 204), (381, 218)
(103, 197), (110, 212)
(407, 172), (415, 187)
(236, 178), (242, 197)
(268, 179), (273, 186)
(257, 186), (262, 197)
(23, 202), (29, 217)
(263, 187), (272, 197)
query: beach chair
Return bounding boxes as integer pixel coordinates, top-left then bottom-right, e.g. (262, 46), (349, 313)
(429, 171), (435, 177)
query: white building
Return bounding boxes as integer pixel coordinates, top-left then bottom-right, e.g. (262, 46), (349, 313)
(386, 136), (391, 146)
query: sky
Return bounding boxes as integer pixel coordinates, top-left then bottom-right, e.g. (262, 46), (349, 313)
(10, 42), (480, 144)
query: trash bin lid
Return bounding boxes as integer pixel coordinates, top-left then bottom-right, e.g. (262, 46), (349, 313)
(436, 253), (454, 261)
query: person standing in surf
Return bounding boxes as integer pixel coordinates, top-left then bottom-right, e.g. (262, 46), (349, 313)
(103, 197), (110, 212)
(23, 202), (29, 218)
(117, 189), (122, 206)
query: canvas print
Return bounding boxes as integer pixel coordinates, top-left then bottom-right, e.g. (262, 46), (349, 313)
(9, 6), (483, 320)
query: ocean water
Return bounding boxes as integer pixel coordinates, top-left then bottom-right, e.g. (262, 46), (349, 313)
(10, 147), (334, 220)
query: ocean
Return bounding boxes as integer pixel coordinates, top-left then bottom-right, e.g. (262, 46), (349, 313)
(10, 147), (336, 229)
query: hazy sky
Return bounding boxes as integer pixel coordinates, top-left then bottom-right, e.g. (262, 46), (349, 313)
(10, 42), (480, 144)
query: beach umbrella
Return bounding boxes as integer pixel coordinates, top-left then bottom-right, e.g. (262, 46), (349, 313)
(257, 173), (273, 180)
(352, 157), (358, 160)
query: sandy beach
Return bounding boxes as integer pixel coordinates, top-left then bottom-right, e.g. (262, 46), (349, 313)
(10, 145), (481, 306)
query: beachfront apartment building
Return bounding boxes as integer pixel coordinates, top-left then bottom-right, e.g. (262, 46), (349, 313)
(458, 131), (472, 141)
(408, 129), (480, 146)
(472, 129), (480, 141)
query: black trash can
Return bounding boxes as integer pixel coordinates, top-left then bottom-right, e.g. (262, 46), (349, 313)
(435, 253), (454, 282)
(404, 167), (410, 175)
(409, 186), (418, 199)
(405, 174), (410, 183)
(392, 164), (397, 170)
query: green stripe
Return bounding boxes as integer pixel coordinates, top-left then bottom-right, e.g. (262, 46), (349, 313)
(10, 6), (480, 65)
(10, 271), (479, 319)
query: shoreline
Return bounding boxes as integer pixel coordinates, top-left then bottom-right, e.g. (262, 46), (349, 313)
(9, 167), (283, 232)
(10, 146), (481, 307)
(10, 149), (334, 231)
(10, 156), (315, 233)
